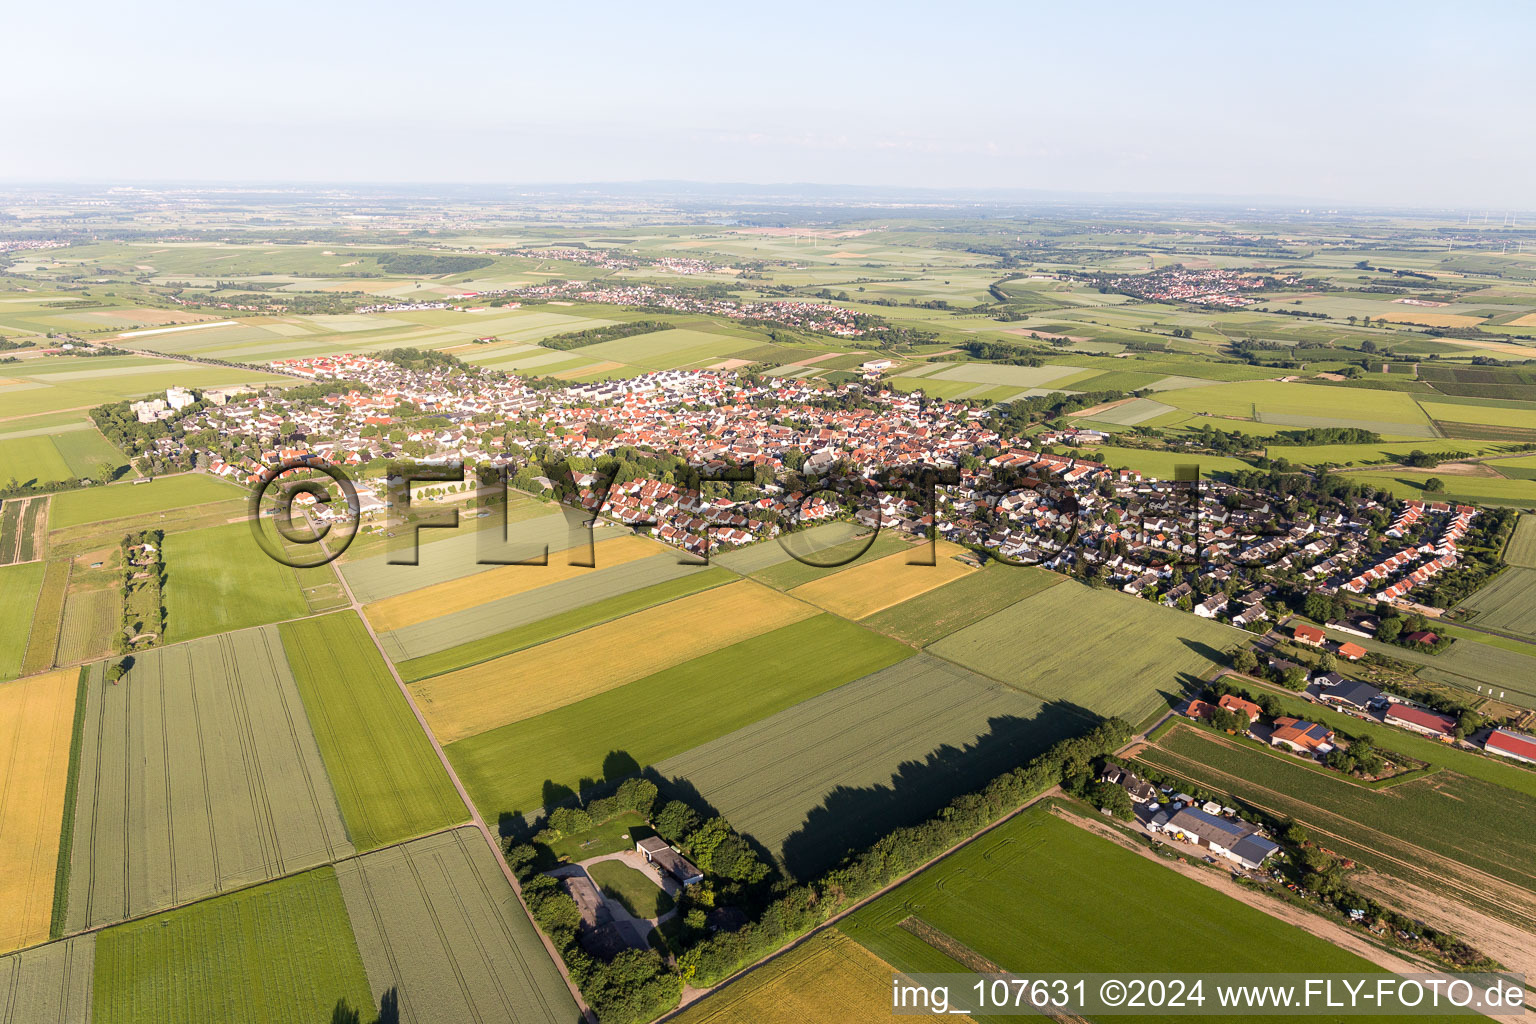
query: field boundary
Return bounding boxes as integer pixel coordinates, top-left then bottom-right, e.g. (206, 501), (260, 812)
(48, 666), (91, 940)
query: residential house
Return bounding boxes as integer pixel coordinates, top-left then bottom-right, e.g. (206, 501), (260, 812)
(1218, 694), (1262, 721)
(1319, 678), (1382, 712)
(637, 836), (703, 886)
(1270, 717), (1336, 755)
(1293, 623), (1326, 647)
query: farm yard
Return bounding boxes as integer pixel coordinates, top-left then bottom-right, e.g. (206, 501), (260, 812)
(446, 614), (911, 825)
(0, 668), (79, 953)
(1136, 725), (1536, 911)
(931, 581), (1241, 726)
(92, 867), (374, 1024)
(410, 579), (816, 743)
(653, 654), (1079, 879)
(278, 613), (467, 850)
(334, 829), (579, 1024)
(63, 632), (353, 931)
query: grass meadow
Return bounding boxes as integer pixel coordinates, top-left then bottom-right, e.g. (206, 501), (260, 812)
(446, 614), (912, 824)
(279, 612), (467, 850)
(0, 561), (47, 681)
(163, 522), (310, 642)
(46, 474), (244, 531)
(64, 633), (353, 932)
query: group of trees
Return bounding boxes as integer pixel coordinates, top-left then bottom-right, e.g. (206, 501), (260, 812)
(537, 320), (672, 352)
(118, 529), (165, 652)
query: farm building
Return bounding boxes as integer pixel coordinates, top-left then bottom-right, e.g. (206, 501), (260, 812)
(1485, 728), (1536, 766)
(1384, 705), (1457, 739)
(1158, 807), (1278, 869)
(637, 836), (703, 886)
(1293, 623), (1326, 647)
(1218, 694), (1262, 720)
(1319, 678), (1382, 712)
(1101, 764), (1157, 804)
(1270, 717), (1335, 755)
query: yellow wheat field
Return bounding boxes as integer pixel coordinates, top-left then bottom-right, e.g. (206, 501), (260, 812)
(671, 929), (972, 1024)
(1375, 311), (1486, 329)
(410, 580), (816, 742)
(789, 541), (975, 620)
(364, 534), (665, 632)
(1508, 313), (1536, 328)
(0, 669), (79, 953)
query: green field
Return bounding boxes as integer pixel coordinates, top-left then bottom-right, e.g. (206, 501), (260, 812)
(861, 563), (1063, 645)
(654, 654), (1079, 879)
(335, 828), (579, 1024)
(0, 435), (71, 486)
(46, 474), (245, 531)
(279, 612), (467, 850)
(749, 532), (908, 589)
(1138, 725), (1536, 899)
(447, 614), (912, 826)
(841, 805), (1379, 1023)
(163, 521), (310, 641)
(1458, 566), (1536, 640)
(0, 934), (94, 1024)
(1082, 445), (1255, 479)
(64, 632), (353, 931)
(590, 860), (674, 920)
(931, 581), (1242, 726)
(55, 588), (118, 665)
(93, 867), (374, 1024)
(568, 327), (756, 370)
(1157, 380), (1437, 436)
(712, 522), (868, 574)
(1504, 514), (1536, 568)
(0, 561), (46, 680)
(395, 566), (737, 681)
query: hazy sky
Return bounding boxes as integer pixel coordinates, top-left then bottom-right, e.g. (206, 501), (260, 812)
(5, 0), (1532, 207)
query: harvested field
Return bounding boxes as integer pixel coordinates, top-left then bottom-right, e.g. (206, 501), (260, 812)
(788, 541), (974, 619)
(364, 533), (664, 632)
(931, 581), (1242, 726)
(92, 867), (373, 1024)
(65, 630), (353, 931)
(1376, 311), (1485, 328)
(671, 929), (951, 1024)
(862, 563), (1063, 646)
(0, 934), (94, 1024)
(0, 562), (46, 681)
(411, 580), (815, 743)
(55, 587), (117, 665)
(447, 615), (912, 824)
(394, 566), (736, 682)
(0, 669), (79, 953)
(279, 613), (466, 850)
(336, 828), (578, 1024)
(655, 655), (1079, 879)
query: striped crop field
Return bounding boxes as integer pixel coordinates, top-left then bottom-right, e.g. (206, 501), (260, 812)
(930, 580), (1243, 726)
(64, 631), (353, 931)
(0, 669), (79, 952)
(335, 828), (579, 1024)
(861, 563), (1063, 646)
(363, 533), (665, 632)
(787, 541), (974, 619)
(55, 588), (118, 665)
(279, 612), (467, 850)
(92, 867), (374, 1024)
(1505, 514), (1536, 568)
(446, 614), (913, 824)
(1458, 566), (1536, 640)
(410, 579), (816, 743)
(655, 654), (1078, 879)
(0, 934), (94, 1024)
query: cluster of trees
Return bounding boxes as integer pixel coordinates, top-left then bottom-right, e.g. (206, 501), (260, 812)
(118, 529), (165, 652)
(378, 347), (465, 372)
(987, 389), (1127, 438)
(538, 320), (672, 352)
(370, 252), (493, 276)
(934, 340), (1043, 367)
(1185, 424), (1382, 455)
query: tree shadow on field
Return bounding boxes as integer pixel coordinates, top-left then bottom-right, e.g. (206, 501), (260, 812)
(329, 989), (399, 1024)
(1178, 636), (1227, 667)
